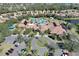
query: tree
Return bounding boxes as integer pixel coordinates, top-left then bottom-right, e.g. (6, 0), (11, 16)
(12, 29), (20, 35)
(19, 48), (29, 56)
(48, 34), (56, 40)
(0, 33), (5, 43)
(31, 49), (39, 56)
(44, 29), (50, 34)
(23, 28), (32, 35)
(16, 34), (23, 43)
(46, 45), (55, 56)
(64, 40), (79, 52)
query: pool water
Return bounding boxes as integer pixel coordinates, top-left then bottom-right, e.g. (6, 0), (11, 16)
(31, 18), (47, 25)
(8, 24), (16, 31)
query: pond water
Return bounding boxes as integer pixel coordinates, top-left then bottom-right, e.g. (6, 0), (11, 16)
(65, 20), (79, 24)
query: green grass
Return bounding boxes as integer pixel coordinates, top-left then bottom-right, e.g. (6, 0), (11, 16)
(36, 37), (48, 47)
(44, 51), (48, 56)
(0, 19), (19, 37)
(36, 40), (45, 47)
(0, 43), (14, 55)
(0, 21), (17, 43)
(0, 22), (12, 37)
(64, 18), (79, 20)
(0, 48), (3, 53)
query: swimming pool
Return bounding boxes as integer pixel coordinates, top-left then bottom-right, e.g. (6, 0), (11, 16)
(31, 18), (47, 25)
(8, 24), (16, 31)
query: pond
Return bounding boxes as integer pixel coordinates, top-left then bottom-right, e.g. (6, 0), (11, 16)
(65, 20), (79, 24)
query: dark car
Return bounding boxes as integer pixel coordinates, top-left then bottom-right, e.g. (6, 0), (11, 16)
(5, 52), (9, 55)
(61, 53), (69, 56)
(48, 53), (54, 56)
(57, 43), (65, 49)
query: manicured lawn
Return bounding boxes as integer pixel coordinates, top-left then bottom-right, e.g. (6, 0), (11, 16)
(36, 37), (48, 47)
(44, 51), (48, 56)
(0, 33), (5, 43)
(64, 18), (79, 20)
(0, 22), (12, 37)
(0, 43), (14, 55)
(36, 40), (45, 47)
(23, 28), (33, 35)
(0, 48), (3, 53)
(0, 21), (18, 43)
